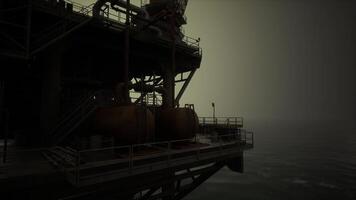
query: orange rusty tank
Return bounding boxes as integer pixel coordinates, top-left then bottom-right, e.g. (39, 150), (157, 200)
(90, 104), (155, 145)
(156, 108), (199, 141)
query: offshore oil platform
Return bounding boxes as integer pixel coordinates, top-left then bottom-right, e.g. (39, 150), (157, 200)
(0, 0), (253, 199)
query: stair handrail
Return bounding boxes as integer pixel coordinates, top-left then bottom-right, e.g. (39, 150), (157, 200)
(49, 90), (98, 137)
(50, 91), (100, 145)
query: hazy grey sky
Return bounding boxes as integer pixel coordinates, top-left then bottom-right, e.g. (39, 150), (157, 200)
(76, 0), (356, 121)
(181, 0), (356, 121)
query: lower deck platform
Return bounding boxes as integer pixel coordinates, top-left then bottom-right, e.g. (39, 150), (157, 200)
(0, 132), (253, 200)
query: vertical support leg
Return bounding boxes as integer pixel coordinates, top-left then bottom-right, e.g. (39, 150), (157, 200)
(26, 0), (32, 58)
(40, 45), (63, 145)
(163, 65), (175, 108)
(122, 0), (131, 103)
(163, 35), (176, 108)
(75, 151), (80, 185)
(0, 80), (4, 120)
(153, 74), (156, 107)
(162, 182), (175, 200)
(0, 80), (8, 163)
(161, 171), (175, 200)
(2, 112), (8, 164)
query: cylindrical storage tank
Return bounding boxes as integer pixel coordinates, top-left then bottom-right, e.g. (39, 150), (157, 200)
(89, 105), (155, 145)
(156, 108), (199, 141)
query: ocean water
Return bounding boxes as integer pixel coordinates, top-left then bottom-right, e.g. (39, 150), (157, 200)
(186, 120), (356, 200)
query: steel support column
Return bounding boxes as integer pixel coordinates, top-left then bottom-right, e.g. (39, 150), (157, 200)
(0, 80), (8, 163)
(123, 0), (131, 103)
(0, 80), (4, 115)
(40, 45), (63, 146)
(162, 175), (175, 200)
(163, 37), (176, 108)
(26, 1), (32, 58)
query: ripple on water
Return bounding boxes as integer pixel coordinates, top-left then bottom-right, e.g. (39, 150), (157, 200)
(318, 182), (339, 189)
(291, 178), (309, 185)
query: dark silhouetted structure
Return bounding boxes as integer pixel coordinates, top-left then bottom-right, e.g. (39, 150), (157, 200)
(0, 0), (253, 199)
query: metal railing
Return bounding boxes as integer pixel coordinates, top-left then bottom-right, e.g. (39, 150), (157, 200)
(130, 91), (162, 106)
(33, 0), (201, 53)
(182, 35), (200, 48)
(0, 147), (48, 165)
(140, 0), (150, 7)
(0, 131), (253, 187)
(56, 131), (253, 185)
(33, 0), (94, 16)
(240, 129), (254, 147)
(199, 117), (244, 127)
(64, 0), (95, 15)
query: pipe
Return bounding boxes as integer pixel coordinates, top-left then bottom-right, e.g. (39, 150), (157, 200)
(131, 83), (165, 94)
(162, 13), (177, 108)
(93, 0), (145, 18)
(123, 0), (130, 103)
(92, 0), (108, 18)
(112, 0), (142, 14)
(93, 0), (137, 103)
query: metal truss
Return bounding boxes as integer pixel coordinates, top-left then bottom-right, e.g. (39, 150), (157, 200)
(131, 69), (196, 107)
(57, 162), (224, 200)
(0, 1), (92, 60)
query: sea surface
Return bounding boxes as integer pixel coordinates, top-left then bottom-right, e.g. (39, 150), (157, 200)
(186, 120), (356, 200)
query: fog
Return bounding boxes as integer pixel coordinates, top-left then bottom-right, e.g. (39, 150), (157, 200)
(76, 0), (356, 121)
(182, 0), (356, 122)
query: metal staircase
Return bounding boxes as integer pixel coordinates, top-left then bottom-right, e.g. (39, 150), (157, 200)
(49, 91), (98, 146)
(31, 0), (94, 55)
(42, 146), (77, 168)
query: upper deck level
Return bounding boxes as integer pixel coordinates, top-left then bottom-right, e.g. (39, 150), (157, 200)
(0, 0), (202, 75)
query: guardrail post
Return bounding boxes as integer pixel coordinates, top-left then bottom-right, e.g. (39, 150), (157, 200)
(75, 150), (80, 185)
(197, 146), (200, 160)
(204, 117), (206, 134)
(2, 109), (8, 164)
(167, 142), (171, 166)
(245, 132), (247, 144)
(129, 145), (133, 172)
(219, 136), (222, 155)
(234, 130), (238, 143)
